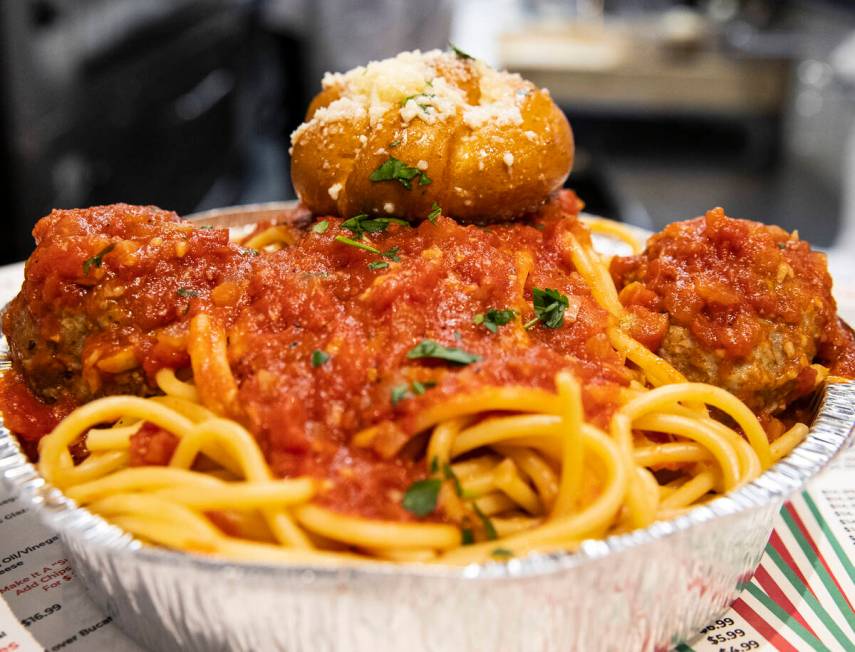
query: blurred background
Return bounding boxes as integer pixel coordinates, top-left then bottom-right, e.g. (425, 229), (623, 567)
(2, 0), (855, 264)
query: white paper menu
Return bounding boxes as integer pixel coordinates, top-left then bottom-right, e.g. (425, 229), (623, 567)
(0, 492), (142, 652)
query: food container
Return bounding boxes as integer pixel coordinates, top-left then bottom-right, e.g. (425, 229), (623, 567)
(1, 204), (853, 652)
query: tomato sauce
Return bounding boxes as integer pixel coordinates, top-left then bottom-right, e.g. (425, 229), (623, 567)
(129, 422), (179, 467)
(0, 370), (72, 441)
(611, 207), (839, 360)
(0, 193), (634, 520)
(4, 198), (850, 521)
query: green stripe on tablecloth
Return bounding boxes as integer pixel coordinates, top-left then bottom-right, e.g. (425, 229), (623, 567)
(801, 492), (855, 585)
(779, 506), (854, 628)
(765, 544), (853, 648)
(745, 583), (830, 652)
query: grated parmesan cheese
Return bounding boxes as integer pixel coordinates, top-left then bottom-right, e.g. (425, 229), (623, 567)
(400, 99), (429, 124)
(503, 152), (515, 167)
(328, 183), (343, 201)
(290, 49), (535, 144)
(290, 97), (367, 144)
(320, 50), (445, 128)
(417, 160), (428, 171)
(384, 202), (395, 214)
(461, 63), (527, 129)
(462, 104), (523, 130)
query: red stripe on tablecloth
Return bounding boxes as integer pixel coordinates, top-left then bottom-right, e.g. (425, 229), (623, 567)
(752, 564), (816, 638)
(732, 598), (801, 652)
(784, 503), (854, 614)
(768, 530), (812, 593)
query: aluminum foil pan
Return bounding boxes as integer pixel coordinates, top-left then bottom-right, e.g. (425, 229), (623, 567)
(1, 203), (854, 652)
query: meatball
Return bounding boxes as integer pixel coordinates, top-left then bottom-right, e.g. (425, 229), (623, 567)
(611, 207), (838, 414)
(4, 293), (98, 402)
(2, 204), (252, 403)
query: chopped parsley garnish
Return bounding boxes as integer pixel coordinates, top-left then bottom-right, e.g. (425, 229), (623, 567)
(382, 246), (401, 262)
(198, 225), (215, 230)
(443, 463), (463, 497)
(491, 547), (513, 559)
(427, 202), (441, 224)
(407, 339), (481, 365)
(402, 478), (441, 517)
(449, 42), (474, 60)
(176, 287), (199, 298)
(334, 235), (381, 254)
(777, 242), (786, 249)
(473, 308), (516, 333)
(392, 380), (436, 405)
(341, 213), (409, 240)
(239, 247), (259, 256)
(368, 260), (390, 270)
(388, 138), (401, 149)
(472, 503), (497, 540)
(312, 220), (329, 234)
(369, 156), (431, 190)
(411, 380), (436, 396)
(82, 243), (115, 276)
(390, 384), (410, 406)
(524, 288), (570, 330)
(429, 456), (440, 474)
(400, 92), (435, 108)
(342, 213), (385, 238)
(461, 528), (475, 545)
(311, 349), (330, 367)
